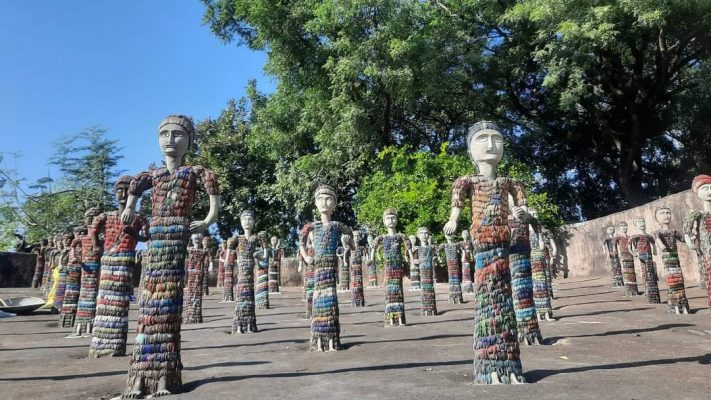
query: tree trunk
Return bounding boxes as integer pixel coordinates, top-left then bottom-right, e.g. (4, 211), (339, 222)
(616, 113), (652, 207)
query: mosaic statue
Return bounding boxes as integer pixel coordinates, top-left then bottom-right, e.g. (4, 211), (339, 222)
(41, 236), (59, 292)
(121, 115), (220, 398)
(221, 240), (235, 303)
(366, 233), (378, 288)
(254, 231), (272, 309)
(135, 248), (147, 294)
(629, 218), (660, 304)
(89, 176), (147, 357)
(337, 242), (350, 292)
(416, 227), (437, 316)
(439, 233), (463, 304)
(508, 210), (541, 345)
(299, 231), (316, 318)
(59, 229), (83, 328)
(371, 209), (413, 327)
(232, 211), (259, 333)
(183, 233), (209, 324)
(459, 230), (474, 293)
(408, 234), (421, 290)
(542, 228), (558, 299)
(530, 210), (553, 321)
(616, 222), (639, 296)
(217, 242), (226, 288)
(684, 174), (711, 307)
(47, 232), (72, 311)
(602, 226), (624, 287)
(269, 236), (282, 294)
(350, 230), (366, 307)
(653, 207), (689, 314)
(299, 185), (353, 351)
(443, 121), (526, 384)
(201, 236), (212, 297)
(31, 239), (48, 288)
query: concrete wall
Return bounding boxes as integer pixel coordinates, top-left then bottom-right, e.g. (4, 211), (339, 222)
(561, 189), (704, 283)
(0, 252), (37, 287)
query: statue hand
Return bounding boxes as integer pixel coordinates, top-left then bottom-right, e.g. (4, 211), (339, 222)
(121, 207), (134, 224)
(189, 220), (207, 233)
(685, 236), (696, 250)
(305, 256), (314, 265)
(512, 206), (526, 220)
(443, 220), (458, 236)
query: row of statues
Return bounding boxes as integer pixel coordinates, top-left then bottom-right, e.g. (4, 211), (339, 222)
(25, 114), (711, 398)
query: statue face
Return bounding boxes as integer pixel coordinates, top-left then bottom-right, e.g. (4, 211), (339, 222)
(202, 236), (210, 248)
(605, 226), (615, 235)
(634, 219), (646, 232)
(655, 209), (672, 224)
(115, 183), (129, 205)
(408, 235), (416, 245)
(315, 193), (336, 215)
(383, 214), (398, 229)
(191, 234), (202, 248)
(697, 183), (711, 202)
(240, 214), (255, 231)
(158, 122), (190, 159)
(352, 231), (361, 244)
(619, 224), (628, 234)
(84, 214), (94, 226)
(468, 128), (504, 165)
(367, 235), (374, 245)
(461, 230), (470, 240)
(417, 231), (429, 244)
(270, 236), (278, 247)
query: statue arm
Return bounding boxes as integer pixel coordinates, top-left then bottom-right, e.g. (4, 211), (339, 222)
(548, 233), (558, 257)
(369, 235), (382, 261)
(122, 171), (152, 223)
(89, 213), (106, 250)
(298, 224), (314, 264)
(683, 211), (701, 250)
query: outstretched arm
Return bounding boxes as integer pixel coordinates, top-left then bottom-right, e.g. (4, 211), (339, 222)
(190, 194), (220, 233)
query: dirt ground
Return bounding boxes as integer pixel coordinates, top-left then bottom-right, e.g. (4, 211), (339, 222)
(1, 276), (711, 400)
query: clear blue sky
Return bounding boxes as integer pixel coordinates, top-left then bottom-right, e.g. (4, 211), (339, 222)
(0, 1), (272, 188)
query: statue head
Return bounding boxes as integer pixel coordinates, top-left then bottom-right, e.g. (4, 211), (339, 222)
(115, 175), (133, 206)
(62, 231), (74, 247)
(240, 210), (255, 231)
(270, 236), (280, 248)
(314, 185), (337, 216)
(352, 230), (362, 246)
(53, 234), (61, 247)
(466, 121), (503, 167)
(416, 227), (430, 245)
(202, 235), (211, 249)
(633, 217), (646, 232)
(257, 231), (269, 246)
(618, 221), (628, 234)
(461, 230), (471, 241)
(191, 232), (203, 248)
(158, 115), (194, 160)
(692, 175), (711, 202)
(84, 207), (102, 226)
(41, 238), (48, 247)
(367, 234), (374, 246)
(221, 241), (227, 250)
(605, 226), (615, 236)
(408, 234), (417, 246)
(382, 208), (398, 229)
(655, 207), (672, 225)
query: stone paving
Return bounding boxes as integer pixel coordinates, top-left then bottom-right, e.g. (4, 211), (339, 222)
(1, 276), (710, 399)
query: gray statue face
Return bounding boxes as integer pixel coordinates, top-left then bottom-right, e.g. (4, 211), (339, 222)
(697, 183), (711, 202)
(240, 214), (255, 231)
(115, 183), (129, 205)
(315, 193), (336, 216)
(605, 226), (615, 235)
(655, 208), (672, 225)
(461, 230), (470, 240)
(469, 128), (504, 165)
(353, 231), (361, 244)
(270, 236), (278, 247)
(202, 236), (210, 249)
(84, 214), (94, 226)
(634, 219), (646, 232)
(383, 214), (398, 229)
(159, 122), (190, 159)
(191, 233), (203, 248)
(417, 230), (429, 245)
(619, 223), (628, 234)
(367, 235), (374, 245)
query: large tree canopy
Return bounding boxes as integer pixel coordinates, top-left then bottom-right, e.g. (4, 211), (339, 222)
(202, 0), (711, 223)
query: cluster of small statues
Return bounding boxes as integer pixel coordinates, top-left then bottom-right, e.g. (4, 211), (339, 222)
(24, 114), (711, 398)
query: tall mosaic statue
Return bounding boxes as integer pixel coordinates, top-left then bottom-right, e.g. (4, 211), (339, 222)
(89, 176), (147, 357)
(508, 210), (541, 345)
(443, 121), (526, 384)
(41, 236), (59, 292)
(629, 218), (660, 304)
(69, 207), (104, 337)
(47, 232), (72, 311)
(416, 228), (437, 316)
(59, 229), (83, 328)
(653, 207), (689, 314)
(602, 226), (624, 287)
(542, 228), (557, 299)
(231, 211), (259, 334)
(684, 174), (711, 307)
(183, 233), (209, 324)
(121, 115), (220, 398)
(459, 230), (474, 293)
(31, 239), (48, 288)
(530, 209), (553, 321)
(439, 234), (463, 304)
(269, 236), (282, 294)
(350, 230), (366, 307)
(408, 234), (421, 290)
(337, 241), (350, 292)
(217, 242), (226, 288)
(299, 185), (353, 351)
(221, 241), (235, 303)
(254, 231), (272, 309)
(371, 208), (413, 327)
(616, 222), (639, 296)
(366, 233), (378, 288)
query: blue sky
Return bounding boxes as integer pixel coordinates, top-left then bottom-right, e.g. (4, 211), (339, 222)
(0, 1), (272, 188)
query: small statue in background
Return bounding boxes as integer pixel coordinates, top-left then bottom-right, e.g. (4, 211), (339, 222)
(629, 217), (660, 304)
(616, 222), (639, 296)
(653, 207), (689, 314)
(408, 234), (421, 290)
(269, 236), (282, 294)
(254, 231), (272, 309)
(231, 211), (259, 334)
(439, 233), (463, 304)
(459, 230), (474, 293)
(602, 226), (624, 288)
(183, 233), (209, 324)
(349, 230), (366, 307)
(416, 227), (437, 316)
(366, 233), (378, 288)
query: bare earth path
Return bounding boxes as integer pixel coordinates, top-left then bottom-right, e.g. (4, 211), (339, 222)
(1, 276), (710, 399)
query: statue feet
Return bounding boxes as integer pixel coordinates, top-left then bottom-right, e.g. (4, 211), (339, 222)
(520, 335), (541, 346)
(153, 376), (172, 398)
(490, 371), (523, 384)
(122, 377), (144, 399)
(538, 312), (554, 321)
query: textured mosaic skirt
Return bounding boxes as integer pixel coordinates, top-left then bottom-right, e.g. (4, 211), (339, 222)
(59, 262), (82, 328)
(183, 264), (204, 324)
(305, 263), (315, 318)
(367, 261), (378, 287)
(473, 228), (523, 384)
(75, 260), (100, 335)
(447, 259), (463, 304)
(410, 262), (421, 290)
(89, 251), (134, 357)
(338, 259), (350, 292)
(53, 267), (68, 312)
(350, 259), (365, 307)
(531, 248), (552, 315)
(608, 254), (624, 287)
(419, 260), (436, 316)
(639, 255), (660, 304)
(662, 250), (688, 312)
(509, 245), (540, 344)
(384, 261), (406, 326)
(217, 261), (225, 288)
(125, 216), (188, 395)
(223, 262), (234, 302)
(462, 260), (473, 293)
(621, 257), (639, 296)
(268, 261), (280, 293)
(255, 266), (270, 309)
(310, 255), (341, 350)
(233, 261), (257, 333)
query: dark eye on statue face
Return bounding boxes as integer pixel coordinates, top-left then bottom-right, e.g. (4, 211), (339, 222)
(159, 130), (169, 137)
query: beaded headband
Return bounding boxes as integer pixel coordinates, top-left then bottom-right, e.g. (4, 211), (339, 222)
(241, 210), (255, 218)
(115, 175), (132, 188)
(466, 120), (501, 148)
(159, 114), (195, 149)
(383, 208), (398, 217)
(314, 185), (337, 201)
(417, 227), (429, 234)
(692, 174), (711, 193)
